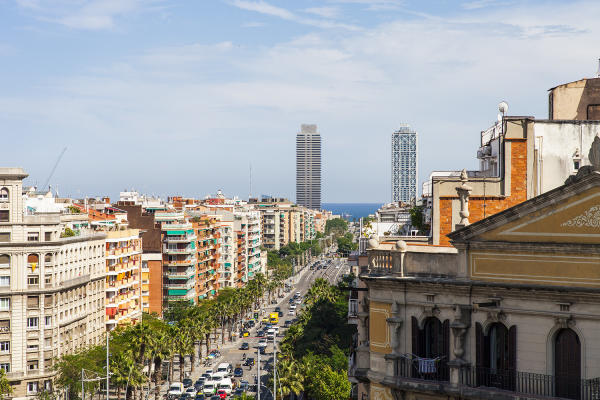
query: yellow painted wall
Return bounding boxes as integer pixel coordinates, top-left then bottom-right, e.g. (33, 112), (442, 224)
(470, 250), (600, 287)
(369, 301), (391, 353)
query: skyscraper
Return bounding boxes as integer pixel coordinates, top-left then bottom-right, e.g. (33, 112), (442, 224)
(296, 124), (321, 209)
(391, 124), (417, 203)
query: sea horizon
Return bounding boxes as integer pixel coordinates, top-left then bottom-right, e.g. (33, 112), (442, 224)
(322, 202), (384, 221)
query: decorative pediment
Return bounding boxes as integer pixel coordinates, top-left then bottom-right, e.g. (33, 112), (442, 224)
(561, 205), (600, 227)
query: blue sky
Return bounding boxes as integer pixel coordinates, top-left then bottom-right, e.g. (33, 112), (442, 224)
(1, 0), (599, 202)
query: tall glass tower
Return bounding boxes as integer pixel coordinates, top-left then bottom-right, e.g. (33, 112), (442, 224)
(391, 124), (417, 203)
(296, 124), (321, 209)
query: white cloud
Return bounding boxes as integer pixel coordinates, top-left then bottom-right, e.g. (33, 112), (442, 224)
(242, 21), (265, 28)
(14, 0), (160, 30)
(4, 0), (600, 201)
(304, 7), (340, 19)
(230, 0), (361, 30)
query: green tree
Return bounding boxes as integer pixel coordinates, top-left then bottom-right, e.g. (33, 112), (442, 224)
(0, 369), (12, 399)
(409, 205), (429, 234)
(305, 364), (351, 400)
(325, 218), (348, 236)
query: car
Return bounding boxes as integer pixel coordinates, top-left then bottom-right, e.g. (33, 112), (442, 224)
(194, 383), (203, 392)
(259, 346), (266, 355)
(217, 390), (227, 399)
(256, 330), (265, 337)
(241, 330), (250, 337)
(289, 304), (297, 310)
(295, 298), (302, 304)
(202, 382), (217, 396)
(201, 373), (211, 380)
(239, 381), (249, 391)
(196, 378), (206, 385)
(232, 388), (245, 397)
(296, 291), (301, 296)
(239, 342), (249, 350)
(274, 306), (281, 312)
(258, 340), (267, 348)
(179, 394), (191, 400)
(264, 323), (272, 330)
(288, 309), (295, 316)
(168, 383), (185, 397)
(183, 379), (193, 388)
(243, 357), (255, 367)
(284, 320), (291, 327)
(233, 367), (243, 377)
(278, 311), (283, 317)
(194, 395), (205, 400)
(185, 388), (197, 397)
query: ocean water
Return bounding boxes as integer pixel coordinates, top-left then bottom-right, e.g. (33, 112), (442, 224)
(322, 203), (384, 221)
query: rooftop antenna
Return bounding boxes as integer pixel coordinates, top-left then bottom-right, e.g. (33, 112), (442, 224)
(249, 162), (252, 200)
(596, 58), (600, 78)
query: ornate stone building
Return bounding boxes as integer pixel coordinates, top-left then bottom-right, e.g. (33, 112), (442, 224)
(350, 166), (600, 400)
(0, 168), (106, 399)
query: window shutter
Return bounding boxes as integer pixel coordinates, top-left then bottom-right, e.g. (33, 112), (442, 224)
(442, 319), (450, 359)
(411, 316), (419, 356)
(508, 325), (517, 370)
(475, 322), (484, 367)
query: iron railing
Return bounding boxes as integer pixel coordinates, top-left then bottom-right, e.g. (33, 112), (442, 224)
(394, 356), (449, 382)
(460, 366), (600, 400)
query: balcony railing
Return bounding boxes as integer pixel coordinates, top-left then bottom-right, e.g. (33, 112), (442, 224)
(460, 366), (600, 400)
(394, 356), (449, 383)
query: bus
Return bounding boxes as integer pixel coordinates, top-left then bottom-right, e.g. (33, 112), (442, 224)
(269, 312), (279, 324)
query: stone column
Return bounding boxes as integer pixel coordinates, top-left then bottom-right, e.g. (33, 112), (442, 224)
(448, 304), (471, 387)
(391, 241), (407, 276)
(385, 302), (403, 378)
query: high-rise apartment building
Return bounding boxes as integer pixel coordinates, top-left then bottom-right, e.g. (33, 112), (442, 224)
(391, 124), (418, 203)
(296, 124), (321, 210)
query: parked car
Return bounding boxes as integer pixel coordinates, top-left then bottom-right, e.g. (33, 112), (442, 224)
(234, 367), (244, 377)
(288, 309), (295, 316)
(216, 390), (227, 400)
(289, 304), (296, 310)
(284, 320), (292, 328)
(256, 330), (265, 337)
(239, 342), (249, 350)
(168, 383), (184, 397)
(258, 339), (267, 348)
(194, 394), (205, 400)
(239, 380), (249, 391)
(183, 378), (193, 388)
(278, 311), (283, 317)
(274, 306), (281, 312)
(185, 388), (197, 397)
(179, 394), (191, 400)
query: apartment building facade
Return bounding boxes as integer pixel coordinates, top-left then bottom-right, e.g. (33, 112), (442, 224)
(391, 124), (418, 203)
(0, 168), (106, 398)
(296, 124), (322, 210)
(104, 229), (142, 330)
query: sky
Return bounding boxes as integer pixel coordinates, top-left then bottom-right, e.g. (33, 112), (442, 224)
(1, 0), (599, 202)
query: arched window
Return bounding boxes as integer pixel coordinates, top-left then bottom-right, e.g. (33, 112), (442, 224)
(475, 322), (516, 390)
(0, 188), (8, 202)
(411, 316), (449, 381)
(555, 328), (580, 399)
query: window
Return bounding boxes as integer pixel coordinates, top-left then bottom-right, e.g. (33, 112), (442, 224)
(44, 232), (52, 241)
(27, 382), (38, 394)
(27, 296), (39, 309)
(0, 298), (8, 311)
(0, 363), (9, 372)
(27, 344), (38, 351)
(0, 188), (7, 202)
(0, 277), (9, 287)
(0, 342), (8, 352)
(27, 361), (38, 370)
(0, 211), (7, 223)
(475, 322), (516, 390)
(411, 316), (450, 381)
(27, 317), (38, 329)
(28, 276), (39, 286)
(45, 316), (51, 326)
(555, 328), (581, 399)
(27, 232), (39, 242)
(0, 255), (7, 268)
(0, 234), (7, 243)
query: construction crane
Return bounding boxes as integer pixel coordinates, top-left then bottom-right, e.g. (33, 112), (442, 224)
(42, 147), (67, 192)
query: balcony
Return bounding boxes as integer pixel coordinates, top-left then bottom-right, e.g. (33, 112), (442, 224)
(166, 234), (196, 243)
(164, 258), (196, 267)
(460, 366), (599, 400)
(163, 245), (194, 254)
(166, 267), (195, 279)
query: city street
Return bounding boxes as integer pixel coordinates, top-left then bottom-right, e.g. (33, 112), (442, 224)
(165, 254), (350, 399)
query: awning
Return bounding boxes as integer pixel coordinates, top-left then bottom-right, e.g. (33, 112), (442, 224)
(166, 230), (185, 235)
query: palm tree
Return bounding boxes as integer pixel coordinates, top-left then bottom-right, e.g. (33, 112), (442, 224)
(173, 324), (194, 382)
(276, 358), (304, 400)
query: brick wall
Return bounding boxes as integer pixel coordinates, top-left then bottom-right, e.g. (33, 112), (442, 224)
(438, 140), (528, 246)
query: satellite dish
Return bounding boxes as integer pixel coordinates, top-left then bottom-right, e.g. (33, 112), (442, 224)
(498, 101), (509, 115)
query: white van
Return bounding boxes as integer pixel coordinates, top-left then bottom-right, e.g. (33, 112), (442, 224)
(216, 362), (232, 376)
(168, 382), (184, 397)
(212, 371), (227, 382)
(203, 381), (218, 396)
(218, 378), (234, 395)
